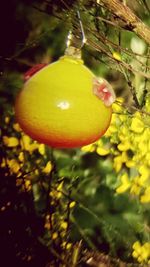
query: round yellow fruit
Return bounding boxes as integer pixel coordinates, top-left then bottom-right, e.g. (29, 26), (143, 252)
(15, 56), (112, 148)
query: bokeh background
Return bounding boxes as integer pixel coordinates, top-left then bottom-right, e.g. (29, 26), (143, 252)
(0, 0), (150, 266)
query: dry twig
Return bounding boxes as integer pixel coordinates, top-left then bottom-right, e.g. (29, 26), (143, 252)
(100, 0), (150, 45)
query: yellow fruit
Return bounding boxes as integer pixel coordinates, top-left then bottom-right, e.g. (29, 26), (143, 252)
(15, 56), (112, 148)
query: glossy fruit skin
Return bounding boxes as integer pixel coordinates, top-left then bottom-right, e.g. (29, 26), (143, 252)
(15, 56), (112, 148)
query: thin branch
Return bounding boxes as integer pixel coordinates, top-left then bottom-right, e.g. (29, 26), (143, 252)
(87, 39), (150, 79)
(115, 100), (150, 117)
(70, 214), (97, 250)
(142, 0), (150, 14)
(89, 14), (150, 58)
(100, 0), (150, 45)
(72, 18), (150, 79)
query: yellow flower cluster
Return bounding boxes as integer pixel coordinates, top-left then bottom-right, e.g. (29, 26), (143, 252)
(44, 184), (75, 250)
(82, 98), (150, 203)
(2, 115), (75, 254)
(44, 212), (72, 250)
(1, 119), (53, 191)
(132, 241), (150, 263)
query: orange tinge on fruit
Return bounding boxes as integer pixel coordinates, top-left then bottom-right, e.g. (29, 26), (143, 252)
(15, 56), (112, 148)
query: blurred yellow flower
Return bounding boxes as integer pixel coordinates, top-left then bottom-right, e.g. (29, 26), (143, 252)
(140, 187), (150, 203)
(112, 97), (124, 113)
(13, 123), (21, 132)
(66, 243), (72, 250)
(7, 159), (20, 174)
(114, 156), (122, 173)
(118, 126), (130, 142)
(43, 161), (53, 174)
(38, 144), (45, 155)
(61, 221), (68, 230)
(117, 140), (131, 151)
(96, 139), (110, 156)
(21, 134), (38, 152)
(69, 201), (76, 209)
(62, 242), (72, 249)
(18, 152), (24, 162)
(1, 158), (6, 168)
(146, 152), (150, 167)
(50, 182), (63, 199)
(132, 241), (150, 263)
(112, 51), (122, 61)
(81, 143), (95, 153)
(130, 176), (143, 196)
(114, 152), (128, 172)
(44, 214), (50, 230)
(3, 136), (19, 147)
(130, 115), (144, 133)
(5, 116), (10, 124)
(34, 169), (39, 176)
(52, 232), (58, 240)
(25, 180), (32, 191)
(125, 159), (135, 168)
(105, 125), (117, 136)
(57, 182), (64, 198)
(116, 173), (130, 194)
(138, 165), (149, 183)
(96, 147), (109, 156)
(16, 171), (22, 178)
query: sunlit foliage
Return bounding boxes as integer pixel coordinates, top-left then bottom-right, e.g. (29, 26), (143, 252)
(1, 0), (150, 266)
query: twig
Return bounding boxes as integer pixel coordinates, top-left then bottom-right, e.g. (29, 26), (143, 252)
(100, 0), (150, 45)
(88, 13), (150, 59)
(70, 214), (97, 250)
(142, 0), (150, 14)
(87, 38), (150, 79)
(141, 46), (150, 107)
(115, 100), (150, 117)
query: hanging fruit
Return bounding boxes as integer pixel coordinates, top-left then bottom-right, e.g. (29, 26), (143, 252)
(15, 55), (115, 148)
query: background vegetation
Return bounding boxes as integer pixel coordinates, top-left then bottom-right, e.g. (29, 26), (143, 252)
(0, 0), (150, 266)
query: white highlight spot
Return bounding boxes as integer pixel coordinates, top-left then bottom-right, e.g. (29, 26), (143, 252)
(57, 101), (70, 110)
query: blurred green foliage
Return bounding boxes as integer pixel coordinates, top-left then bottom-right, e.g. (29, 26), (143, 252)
(0, 0), (150, 266)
